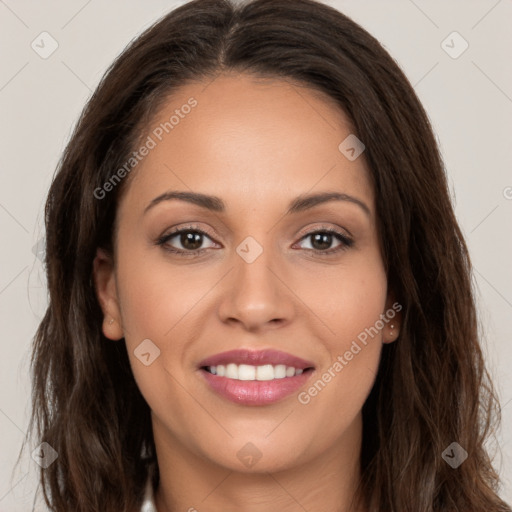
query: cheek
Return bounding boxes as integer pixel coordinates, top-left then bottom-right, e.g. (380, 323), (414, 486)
(114, 250), (209, 436)
(300, 248), (387, 348)
(113, 244), (205, 391)
(115, 241), (207, 343)
(297, 251), (387, 410)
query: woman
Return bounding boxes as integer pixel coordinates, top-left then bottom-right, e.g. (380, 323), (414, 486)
(23, 0), (511, 510)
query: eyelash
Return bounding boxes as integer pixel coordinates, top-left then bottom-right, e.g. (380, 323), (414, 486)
(155, 224), (354, 258)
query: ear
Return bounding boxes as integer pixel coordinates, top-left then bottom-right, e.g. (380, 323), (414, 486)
(382, 292), (402, 344)
(92, 248), (124, 340)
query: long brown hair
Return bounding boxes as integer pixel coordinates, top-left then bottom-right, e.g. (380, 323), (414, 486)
(20, 0), (510, 510)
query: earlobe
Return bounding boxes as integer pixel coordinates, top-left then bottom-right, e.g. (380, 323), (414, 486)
(92, 248), (124, 340)
(383, 293), (402, 344)
(384, 322), (400, 344)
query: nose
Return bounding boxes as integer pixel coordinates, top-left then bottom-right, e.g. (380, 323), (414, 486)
(217, 241), (295, 332)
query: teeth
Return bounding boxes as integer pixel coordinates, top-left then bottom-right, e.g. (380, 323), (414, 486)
(225, 363), (238, 379)
(274, 364), (286, 379)
(206, 364), (306, 380)
(256, 364), (274, 381)
(238, 364), (256, 380)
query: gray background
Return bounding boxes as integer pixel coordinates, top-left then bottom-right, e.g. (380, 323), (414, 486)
(0, 0), (511, 509)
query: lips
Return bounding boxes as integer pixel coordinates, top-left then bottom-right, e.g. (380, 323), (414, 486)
(198, 349), (315, 406)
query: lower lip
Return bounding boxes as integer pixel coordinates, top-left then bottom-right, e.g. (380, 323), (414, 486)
(200, 369), (313, 406)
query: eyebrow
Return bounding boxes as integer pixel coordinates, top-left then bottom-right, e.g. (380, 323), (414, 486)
(144, 190), (371, 217)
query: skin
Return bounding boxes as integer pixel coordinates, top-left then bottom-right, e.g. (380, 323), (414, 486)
(94, 72), (401, 512)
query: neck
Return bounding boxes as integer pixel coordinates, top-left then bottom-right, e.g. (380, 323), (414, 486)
(153, 413), (366, 512)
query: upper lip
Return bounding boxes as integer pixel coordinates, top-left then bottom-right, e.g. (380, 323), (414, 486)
(198, 349), (315, 370)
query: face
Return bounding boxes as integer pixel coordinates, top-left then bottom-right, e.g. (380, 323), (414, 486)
(94, 72), (400, 474)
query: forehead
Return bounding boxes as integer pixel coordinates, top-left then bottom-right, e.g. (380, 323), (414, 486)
(120, 72), (374, 215)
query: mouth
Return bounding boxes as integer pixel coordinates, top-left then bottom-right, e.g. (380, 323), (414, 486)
(198, 349), (315, 406)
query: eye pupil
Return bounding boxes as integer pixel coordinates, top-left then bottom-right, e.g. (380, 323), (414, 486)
(181, 232), (203, 250)
(311, 232), (332, 251)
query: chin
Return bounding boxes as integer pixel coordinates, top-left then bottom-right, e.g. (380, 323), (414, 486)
(198, 434), (312, 475)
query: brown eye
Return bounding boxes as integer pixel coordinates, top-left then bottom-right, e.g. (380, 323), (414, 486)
(156, 227), (217, 255)
(177, 231), (204, 251)
(296, 229), (353, 255)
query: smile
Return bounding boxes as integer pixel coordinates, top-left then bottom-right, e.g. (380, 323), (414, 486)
(198, 349), (315, 406)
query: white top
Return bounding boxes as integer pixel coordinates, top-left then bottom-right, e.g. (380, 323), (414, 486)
(140, 470), (157, 512)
